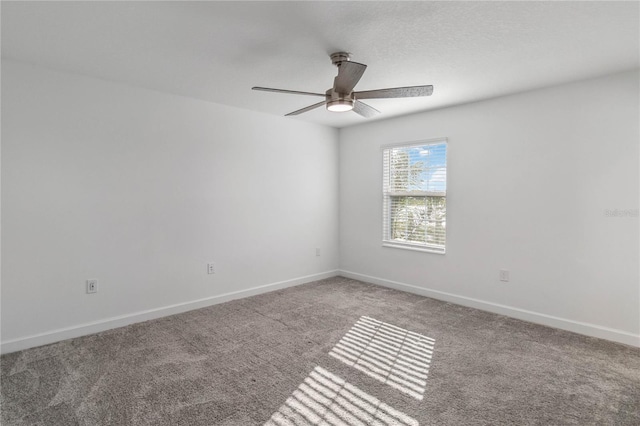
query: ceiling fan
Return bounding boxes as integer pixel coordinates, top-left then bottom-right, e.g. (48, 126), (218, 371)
(252, 52), (433, 118)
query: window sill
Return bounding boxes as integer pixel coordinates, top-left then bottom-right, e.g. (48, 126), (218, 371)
(382, 242), (445, 255)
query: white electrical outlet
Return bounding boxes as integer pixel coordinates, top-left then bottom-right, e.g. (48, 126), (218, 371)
(87, 279), (98, 294)
(499, 270), (510, 282)
(207, 263), (215, 274)
(316, 248), (321, 257)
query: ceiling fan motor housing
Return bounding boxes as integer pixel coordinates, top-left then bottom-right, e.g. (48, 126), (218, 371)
(325, 88), (354, 112)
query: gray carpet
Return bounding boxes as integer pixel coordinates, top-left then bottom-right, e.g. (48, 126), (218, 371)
(1, 276), (639, 425)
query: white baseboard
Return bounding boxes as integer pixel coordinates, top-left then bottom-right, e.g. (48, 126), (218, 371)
(339, 270), (640, 348)
(0, 270), (340, 354)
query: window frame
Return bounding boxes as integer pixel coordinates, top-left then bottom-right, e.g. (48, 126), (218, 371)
(382, 138), (448, 254)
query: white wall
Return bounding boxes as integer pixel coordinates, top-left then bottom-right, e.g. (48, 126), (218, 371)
(1, 61), (339, 351)
(339, 70), (640, 346)
(2, 62), (638, 352)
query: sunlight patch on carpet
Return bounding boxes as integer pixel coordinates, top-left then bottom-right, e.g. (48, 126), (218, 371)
(264, 366), (419, 426)
(329, 316), (434, 400)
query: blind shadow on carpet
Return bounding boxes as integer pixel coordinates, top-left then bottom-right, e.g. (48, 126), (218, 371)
(265, 316), (433, 425)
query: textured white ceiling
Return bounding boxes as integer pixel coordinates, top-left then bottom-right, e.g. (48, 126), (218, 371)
(2, 1), (638, 128)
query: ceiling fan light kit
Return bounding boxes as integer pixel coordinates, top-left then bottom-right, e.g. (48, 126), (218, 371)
(327, 99), (354, 112)
(252, 52), (434, 118)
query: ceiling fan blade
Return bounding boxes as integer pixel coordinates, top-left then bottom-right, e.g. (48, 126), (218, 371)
(285, 100), (327, 116)
(252, 87), (326, 97)
(333, 61), (367, 94)
(354, 85), (434, 99)
(353, 100), (380, 118)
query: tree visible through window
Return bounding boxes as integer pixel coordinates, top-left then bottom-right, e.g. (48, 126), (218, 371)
(383, 140), (447, 253)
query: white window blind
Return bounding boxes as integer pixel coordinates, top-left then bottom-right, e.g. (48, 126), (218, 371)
(383, 140), (447, 253)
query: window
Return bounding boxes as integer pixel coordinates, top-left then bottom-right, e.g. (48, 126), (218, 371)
(383, 140), (447, 253)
